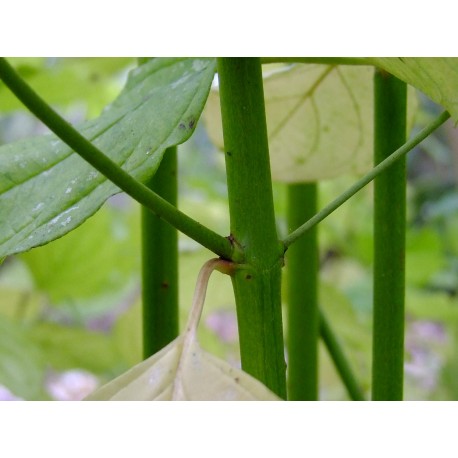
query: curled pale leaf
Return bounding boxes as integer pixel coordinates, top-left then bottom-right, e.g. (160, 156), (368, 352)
(84, 335), (281, 401)
(203, 64), (417, 183)
(85, 259), (281, 401)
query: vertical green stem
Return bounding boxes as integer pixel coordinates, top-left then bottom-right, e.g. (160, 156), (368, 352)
(320, 309), (365, 401)
(286, 183), (319, 400)
(217, 58), (286, 398)
(141, 147), (179, 358)
(372, 70), (407, 400)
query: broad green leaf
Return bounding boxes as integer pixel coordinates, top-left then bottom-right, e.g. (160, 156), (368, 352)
(0, 316), (46, 400)
(20, 203), (140, 303)
(368, 58), (458, 122)
(84, 334), (280, 401)
(28, 322), (125, 374)
(203, 64), (417, 182)
(0, 58), (135, 117)
(0, 57), (216, 258)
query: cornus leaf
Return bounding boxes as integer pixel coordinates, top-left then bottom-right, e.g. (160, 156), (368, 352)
(0, 58), (216, 258)
(85, 259), (282, 401)
(369, 58), (458, 122)
(203, 64), (417, 182)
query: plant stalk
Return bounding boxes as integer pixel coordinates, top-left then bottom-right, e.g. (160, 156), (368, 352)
(286, 183), (319, 400)
(0, 57), (237, 262)
(371, 70), (407, 400)
(217, 57), (286, 398)
(320, 309), (365, 401)
(283, 110), (450, 250)
(141, 147), (179, 358)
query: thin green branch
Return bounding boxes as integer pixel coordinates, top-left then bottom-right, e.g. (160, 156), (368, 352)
(0, 57), (237, 262)
(320, 309), (365, 401)
(261, 57), (373, 66)
(283, 110), (450, 249)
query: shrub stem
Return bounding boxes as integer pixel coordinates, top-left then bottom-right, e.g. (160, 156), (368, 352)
(217, 57), (286, 398)
(372, 70), (407, 400)
(286, 183), (319, 400)
(141, 147), (179, 357)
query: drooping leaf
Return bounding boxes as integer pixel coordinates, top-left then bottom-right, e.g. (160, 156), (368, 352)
(368, 58), (458, 122)
(203, 64), (417, 183)
(0, 57), (216, 258)
(84, 334), (280, 401)
(86, 258), (280, 401)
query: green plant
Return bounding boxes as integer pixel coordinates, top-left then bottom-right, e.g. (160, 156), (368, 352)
(0, 57), (457, 400)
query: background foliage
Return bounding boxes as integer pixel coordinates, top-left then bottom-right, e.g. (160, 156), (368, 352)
(0, 58), (457, 400)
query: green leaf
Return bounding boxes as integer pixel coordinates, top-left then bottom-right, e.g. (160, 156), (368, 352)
(0, 316), (46, 400)
(28, 322), (124, 374)
(406, 228), (444, 286)
(406, 287), (458, 321)
(20, 203), (140, 303)
(0, 58), (134, 117)
(204, 64), (417, 182)
(368, 58), (458, 122)
(0, 58), (216, 258)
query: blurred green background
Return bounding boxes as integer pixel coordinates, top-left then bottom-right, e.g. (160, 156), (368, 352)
(0, 58), (457, 400)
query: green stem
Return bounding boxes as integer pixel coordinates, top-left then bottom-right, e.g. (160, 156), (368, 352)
(320, 309), (365, 401)
(283, 110), (450, 249)
(142, 147), (179, 358)
(286, 183), (319, 400)
(217, 57), (286, 398)
(261, 57), (373, 66)
(0, 57), (237, 262)
(371, 70), (407, 400)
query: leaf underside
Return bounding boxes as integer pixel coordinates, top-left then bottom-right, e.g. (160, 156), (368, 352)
(84, 335), (281, 401)
(369, 57), (458, 122)
(204, 63), (417, 183)
(0, 58), (216, 258)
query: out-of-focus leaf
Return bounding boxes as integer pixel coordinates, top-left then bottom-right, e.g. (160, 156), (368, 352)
(406, 288), (458, 321)
(85, 334), (280, 401)
(0, 58), (134, 117)
(20, 203), (140, 303)
(369, 58), (458, 122)
(406, 228), (444, 286)
(113, 301), (143, 367)
(204, 64), (417, 182)
(28, 322), (124, 374)
(0, 57), (216, 258)
(0, 316), (46, 400)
